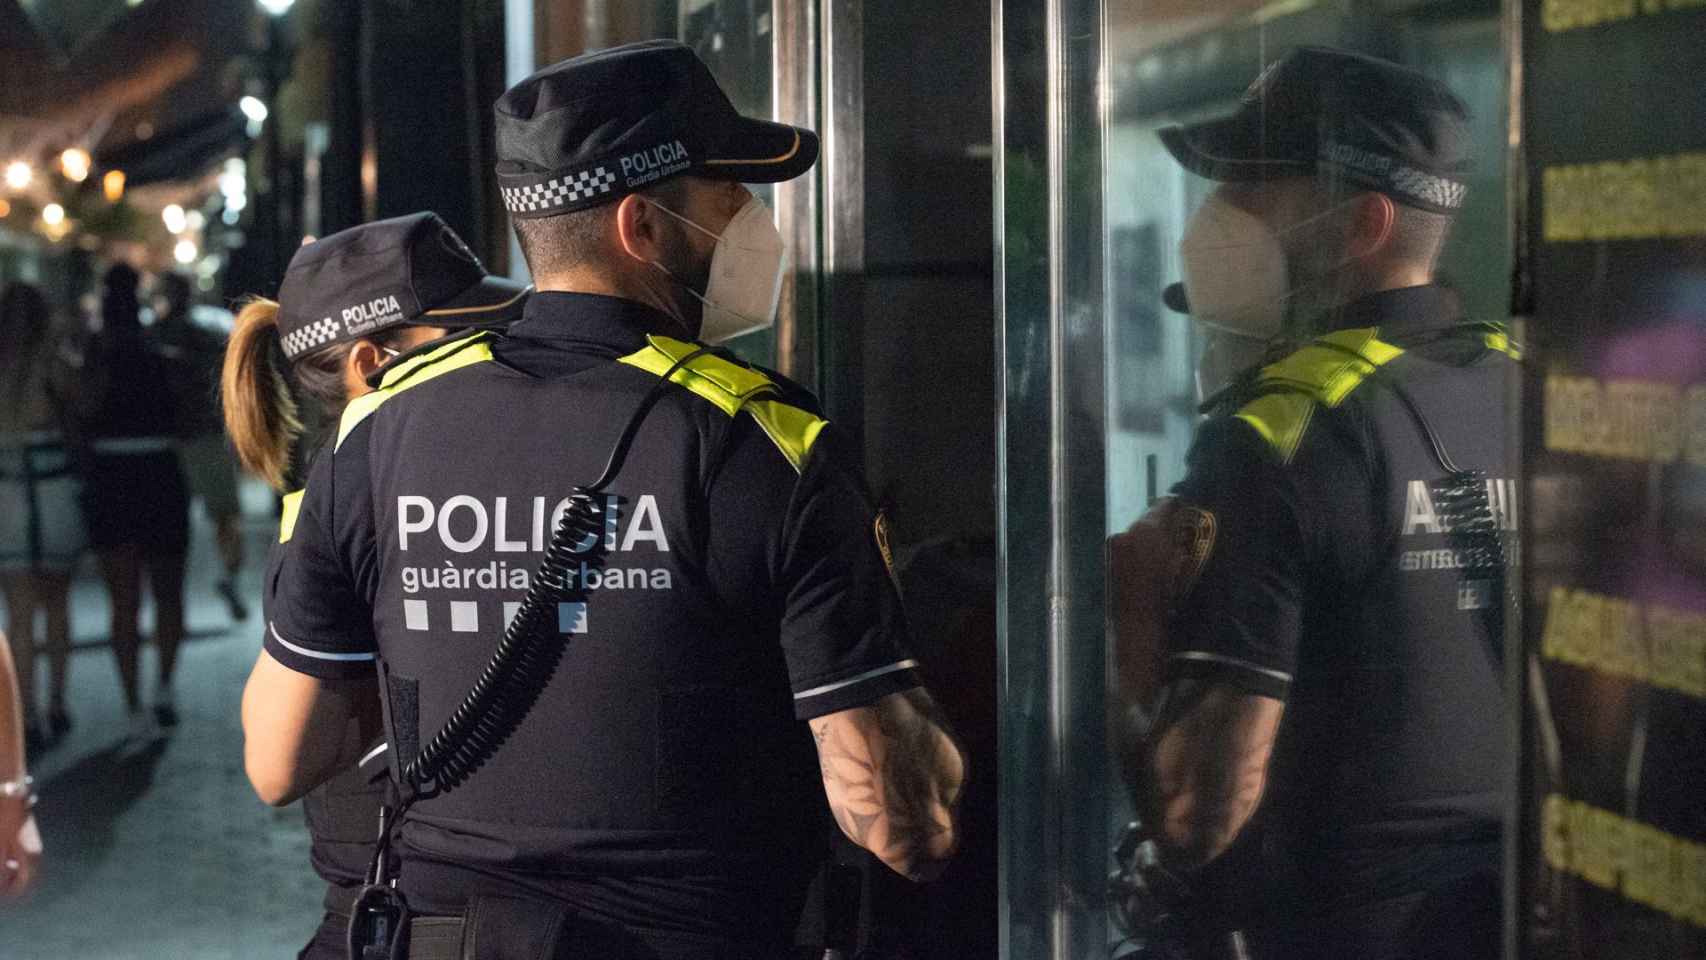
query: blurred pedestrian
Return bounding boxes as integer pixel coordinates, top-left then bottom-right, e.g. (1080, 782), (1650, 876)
(222, 214), (506, 960)
(150, 272), (249, 621)
(78, 264), (191, 737)
(0, 282), (84, 751)
(0, 632), (42, 896)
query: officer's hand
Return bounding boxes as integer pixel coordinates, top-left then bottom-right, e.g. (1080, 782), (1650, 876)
(1109, 826), (1199, 960)
(0, 808), (40, 897)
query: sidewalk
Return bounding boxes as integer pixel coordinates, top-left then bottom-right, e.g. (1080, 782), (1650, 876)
(4, 484), (326, 959)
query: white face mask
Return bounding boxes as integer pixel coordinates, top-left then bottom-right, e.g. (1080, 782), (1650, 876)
(1177, 194), (1347, 342)
(1178, 195), (1290, 341)
(648, 195), (787, 344)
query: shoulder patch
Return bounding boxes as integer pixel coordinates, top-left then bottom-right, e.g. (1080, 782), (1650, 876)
(1168, 505), (1218, 609)
(1234, 327), (1403, 463)
(278, 489), (304, 544)
(874, 509), (898, 583)
(618, 335), (828, 472)
(335, 332), (496, 451)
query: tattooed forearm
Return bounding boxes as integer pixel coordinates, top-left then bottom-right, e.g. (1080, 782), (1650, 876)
(1146, 681), (1283, 870)
(810, 689), (966, 881)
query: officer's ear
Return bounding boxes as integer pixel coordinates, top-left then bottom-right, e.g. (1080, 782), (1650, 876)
(344, 339), (390, 399)
(614, 193), (668, 265)
(1344, 191), (1397, 259)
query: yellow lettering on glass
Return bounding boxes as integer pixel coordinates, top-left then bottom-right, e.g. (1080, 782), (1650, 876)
(1541, 586), (1706, 700)
(1544, 153), (1706, 240)
(1541, 794), (1706, 929)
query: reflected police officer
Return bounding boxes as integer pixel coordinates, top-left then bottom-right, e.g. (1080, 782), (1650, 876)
(1110, 48), (1517, 960)
(241, 40), (966, 959)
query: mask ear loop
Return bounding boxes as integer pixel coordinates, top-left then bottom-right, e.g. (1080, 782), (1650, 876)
(638, 196), (776, 336)
(647, 195), (776, 254)
(646, 197), (724, 241)
(641, 267), (701, 342)
(622, 199), (707, 341)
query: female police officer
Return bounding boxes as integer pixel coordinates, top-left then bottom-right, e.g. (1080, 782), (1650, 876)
(222, 212), (527, 959)
(242, 41), (965, 960)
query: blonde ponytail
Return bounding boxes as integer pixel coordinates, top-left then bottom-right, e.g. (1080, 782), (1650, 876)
(221, 297), (301, 491)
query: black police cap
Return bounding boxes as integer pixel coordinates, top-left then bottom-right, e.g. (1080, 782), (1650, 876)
(276, 212), (528, 361)
(1159, 46), (1472, 215)
(493, 39), (819, 219)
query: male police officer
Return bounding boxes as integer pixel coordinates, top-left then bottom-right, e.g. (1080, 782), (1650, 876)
(242, 40), (965, 959)
(1110, 48), (1517, 960)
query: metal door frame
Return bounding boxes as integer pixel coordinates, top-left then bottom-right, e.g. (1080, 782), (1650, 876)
(994, 0), (1110, 955)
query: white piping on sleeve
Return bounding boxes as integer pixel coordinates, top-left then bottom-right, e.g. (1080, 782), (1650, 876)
(358, 742), (390, 768)
(1168, 650), (1293, 685)
(793, 659), (920, 701)
(269, 622), (378, 663)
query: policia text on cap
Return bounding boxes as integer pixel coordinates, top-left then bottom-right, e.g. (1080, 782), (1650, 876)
(239, 40), (967, 959)
(1108, 48), (1516, 960)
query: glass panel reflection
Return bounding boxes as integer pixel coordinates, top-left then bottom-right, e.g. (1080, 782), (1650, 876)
(1101, 5), (1514, 959)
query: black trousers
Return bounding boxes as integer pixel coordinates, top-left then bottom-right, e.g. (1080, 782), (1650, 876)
(1262, 869), (1500, 960)
(297, 908), (350, 960)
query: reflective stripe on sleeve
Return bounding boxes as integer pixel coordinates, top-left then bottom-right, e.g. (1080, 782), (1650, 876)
(793, 659), (921, 701)
(1168, 650), (1292, 685)
(268, 621), (376, 663)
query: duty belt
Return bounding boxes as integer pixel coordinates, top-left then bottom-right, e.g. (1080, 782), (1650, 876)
(401, 917), (463, 960)
(391, 902), (774, 960)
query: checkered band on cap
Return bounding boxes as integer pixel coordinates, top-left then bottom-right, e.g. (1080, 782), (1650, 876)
(1388, 165), (1467, 211)
(280, 316), (341, 359)
(1318, 139), (1467, 213)
(500, 166), (618, 215)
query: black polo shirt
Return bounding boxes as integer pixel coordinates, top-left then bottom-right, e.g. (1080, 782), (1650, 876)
(266, 292), (920, 944)
(1165, 284), (1517, 912)
(263, 497), (391, 913)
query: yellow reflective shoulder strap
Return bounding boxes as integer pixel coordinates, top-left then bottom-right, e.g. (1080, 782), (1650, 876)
(1235, 392), (1318, 464)
(616, 335), (773, 414)
(617, 335), (828, 473)
(1481, 324), (1523, 361)
(1234, 327), (1404, 463)
(279, 489), (304, 544)
(335, 332), (496, 451)
(745, 398), (830, 473)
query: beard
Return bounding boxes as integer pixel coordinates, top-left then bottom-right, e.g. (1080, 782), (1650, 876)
(654, 222), (713, 338)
